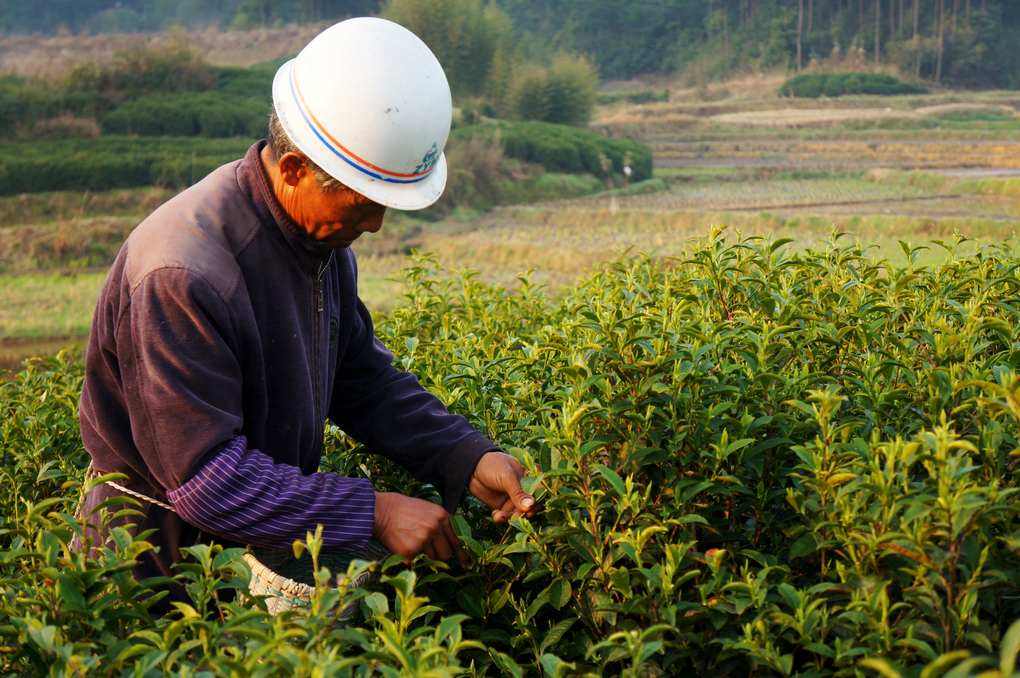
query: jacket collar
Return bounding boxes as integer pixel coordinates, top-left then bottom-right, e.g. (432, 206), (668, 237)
(236, 140), (335, 274)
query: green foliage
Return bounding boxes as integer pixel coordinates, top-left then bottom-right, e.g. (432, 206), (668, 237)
(3, 2), (1020, 87)
(215, 60), (283, 99)
(780, 72), (927, 98)
(1, 48), (279, 141)
(3, 234), (1020, 673)
(595, 89), (670, 106)
(0, 0), (379, 34)
(65, 44), (218, 116)
(509, 54), (598, 127)
(500, 0), (709, 79)
(431, 133), (605, 217)
(103, 92), (268, 138)
(382, 0), (514, 98)
(453, 121), (652, 183)
(0, 137), (251, 195)
(0, 77), (71, 137)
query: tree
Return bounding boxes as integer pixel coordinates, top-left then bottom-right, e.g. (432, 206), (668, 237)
(382, 0), (510, 98)
(914, 0), (923, 78)
(510, 53), (597, 126)
(935, 0), (946, 82)
(876, 0), (882, 64)
(797, 0), (805, 70)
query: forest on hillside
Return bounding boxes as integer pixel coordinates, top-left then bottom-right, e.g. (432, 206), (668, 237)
(2, 1), (1019, 87)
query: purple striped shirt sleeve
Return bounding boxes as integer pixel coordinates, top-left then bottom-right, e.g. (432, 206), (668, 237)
(166, 435), (375, 549)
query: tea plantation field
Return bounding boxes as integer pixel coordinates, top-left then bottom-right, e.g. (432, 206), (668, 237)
(2, 234), (1020, 676)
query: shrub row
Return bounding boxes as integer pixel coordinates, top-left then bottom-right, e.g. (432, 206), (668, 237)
(454, 120), (653, 182)
(0, 137), (250, 195)
(103, 92), (268, 138)
(779, 72), (927, 98)
(595, 89), (670, 105)
(2, 124), (650, 197)
(1, 236), (1020, 674)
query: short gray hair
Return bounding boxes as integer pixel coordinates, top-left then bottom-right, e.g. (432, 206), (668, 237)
(267, 109), (342, 191)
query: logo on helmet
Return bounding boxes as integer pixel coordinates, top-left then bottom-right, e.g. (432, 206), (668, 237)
(414, 143), (440, 175)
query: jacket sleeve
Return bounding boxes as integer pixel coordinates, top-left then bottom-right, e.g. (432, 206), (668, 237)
(328, 297), (497, 513)
(168, 435), (374, 549)
(119, 267), (242, 491)
(120, 268), (374, 547)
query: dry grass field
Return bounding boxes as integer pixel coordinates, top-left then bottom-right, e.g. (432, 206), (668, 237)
(2, 167), (1017, 369)
(0, 23), (328, 77)
(594, 73), (1020, 177)
(3, 68), (1019, 369)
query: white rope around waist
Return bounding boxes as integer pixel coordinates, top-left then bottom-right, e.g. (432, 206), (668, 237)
(78, 462), (174, 515)
(75, 460), (387, 616)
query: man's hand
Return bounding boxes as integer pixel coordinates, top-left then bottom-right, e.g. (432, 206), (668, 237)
(373, 492), (466, 565)
(468, 451), (537, 523)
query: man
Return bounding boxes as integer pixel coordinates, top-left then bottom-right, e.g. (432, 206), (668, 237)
(75, 18), (535, 594)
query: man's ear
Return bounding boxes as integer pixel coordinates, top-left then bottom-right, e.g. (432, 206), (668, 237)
(278, 152), (308, 187)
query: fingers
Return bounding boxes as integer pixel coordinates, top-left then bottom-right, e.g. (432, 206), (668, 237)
(439, 515), (469, 567)
(492, 456), (535, 514)
(492, 495), (538, 523)
(492, 497), (515, 523)
(417, 512), (462, 566)
(509, 482), (536, 514)
(499, 457), (535, 514)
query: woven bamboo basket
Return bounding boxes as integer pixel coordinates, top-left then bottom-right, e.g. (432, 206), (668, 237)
(244, 541), (391, 617)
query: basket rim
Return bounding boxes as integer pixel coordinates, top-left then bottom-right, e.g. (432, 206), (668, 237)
(243, 552), (316, 600)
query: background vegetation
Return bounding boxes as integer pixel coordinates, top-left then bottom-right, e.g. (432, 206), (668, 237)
(4, 1), (1020, 89)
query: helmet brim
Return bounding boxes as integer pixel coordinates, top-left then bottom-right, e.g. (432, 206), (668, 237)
(271, 59), (448, 211)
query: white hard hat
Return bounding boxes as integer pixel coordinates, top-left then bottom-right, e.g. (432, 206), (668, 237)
(272, 17), (452, 210)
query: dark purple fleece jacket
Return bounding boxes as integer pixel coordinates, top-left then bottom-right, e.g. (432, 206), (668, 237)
(76, 141), (495, 588)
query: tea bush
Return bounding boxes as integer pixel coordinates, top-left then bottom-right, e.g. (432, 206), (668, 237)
(0, 137), (250, 195)
(2, 233), (1020, 675)
(1, 124), (649, 198)
(595, 90), (670, 106)
(779, 73), (927, 98)
(453, 121), (653, 183)
(102, 93), (268, 138)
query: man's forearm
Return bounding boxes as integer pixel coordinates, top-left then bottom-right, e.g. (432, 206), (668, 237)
(167, 435), (375, 549)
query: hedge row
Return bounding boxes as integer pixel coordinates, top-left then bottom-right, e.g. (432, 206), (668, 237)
(103, 92), (269, 138)
(595, 89), (670, 105)
(779, 72), (927, 98)
(0, 137), (250, 195)
(454, 120), (653, 182)
(3, 123), (651, 195)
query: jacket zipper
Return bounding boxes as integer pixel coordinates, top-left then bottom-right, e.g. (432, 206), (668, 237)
(311, 252), (334, 430)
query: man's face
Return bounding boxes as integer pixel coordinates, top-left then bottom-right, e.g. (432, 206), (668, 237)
(274, 151), (387, 248)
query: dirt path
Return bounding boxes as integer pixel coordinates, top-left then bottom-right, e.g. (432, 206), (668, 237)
(723, 193), (963, 212)
(0, 336), (84, 375)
